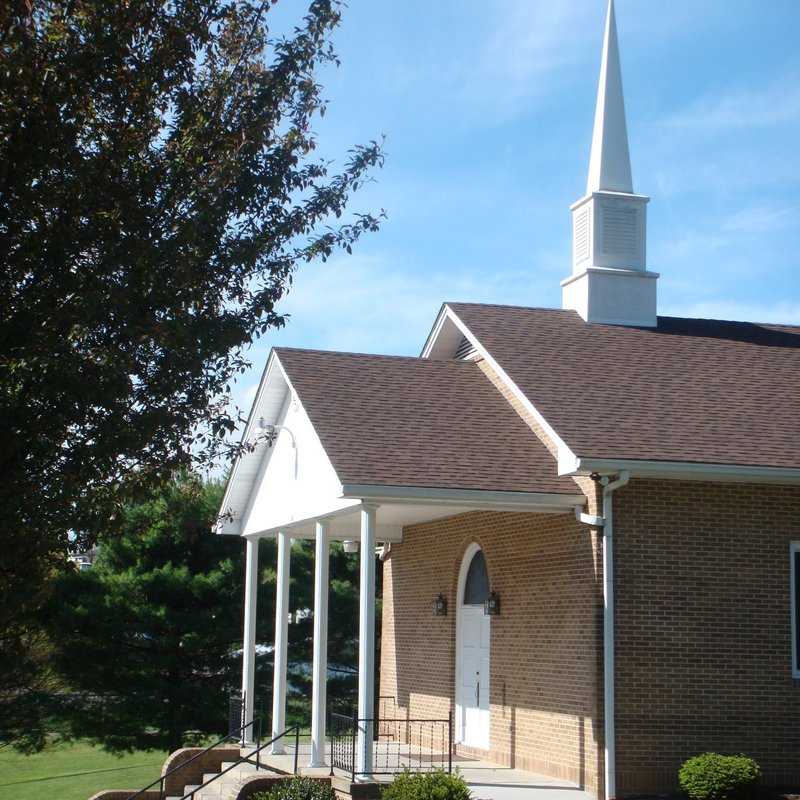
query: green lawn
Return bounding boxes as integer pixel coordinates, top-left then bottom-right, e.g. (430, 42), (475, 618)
(0, 740), (168, 800)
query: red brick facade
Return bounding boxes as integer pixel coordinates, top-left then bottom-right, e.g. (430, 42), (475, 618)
(379, 509), (604, 793)
(613, 479), (800, 794)
(379, 480), (800, 798)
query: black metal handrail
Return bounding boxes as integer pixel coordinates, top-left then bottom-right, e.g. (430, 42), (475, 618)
(329, 713), (452, 781)
(177, 724), (301, 800)
(329, 712), (358, 778)
(126, 715), (263, 800)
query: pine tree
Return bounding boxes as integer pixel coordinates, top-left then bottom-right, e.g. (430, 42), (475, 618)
(39, 472), (372, 751)
(42, 474), (242, 752)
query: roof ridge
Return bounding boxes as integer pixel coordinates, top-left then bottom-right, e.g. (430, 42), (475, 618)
(447, 301), (800, 331)
(657, 314), (800, 331)
(274, 346), (478, 364)
(447, 301), (575, 314)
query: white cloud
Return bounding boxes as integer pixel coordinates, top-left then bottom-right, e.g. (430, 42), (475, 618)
(721, 204), (798, 235)
(474, 0), (592, 111)
(271, 250), (557, 355)
(659, 74), (800, 131)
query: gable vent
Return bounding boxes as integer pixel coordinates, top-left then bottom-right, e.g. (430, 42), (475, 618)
(454, 335), (478, 360)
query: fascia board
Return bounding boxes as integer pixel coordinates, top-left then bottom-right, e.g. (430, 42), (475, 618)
(564, 457), (800, 484)
(340, 483), (586, 509)
(215, 350), (280, 533)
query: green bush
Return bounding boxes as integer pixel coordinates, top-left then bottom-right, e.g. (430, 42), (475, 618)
(381, 769), (471, 800)
(679, 753), (761, 800)
(251, 776), (337, 800)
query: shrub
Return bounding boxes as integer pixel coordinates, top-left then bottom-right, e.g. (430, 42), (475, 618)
(381, 769), (471, 800)
(251, 776), (336, 800)
(679, 753), (761, 800)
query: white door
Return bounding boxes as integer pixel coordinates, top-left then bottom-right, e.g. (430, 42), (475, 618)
(458, 605), (490, 749)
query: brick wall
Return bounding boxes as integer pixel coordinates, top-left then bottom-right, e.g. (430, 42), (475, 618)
(379, 509), (603, 792)
(614, 479), (800, 794)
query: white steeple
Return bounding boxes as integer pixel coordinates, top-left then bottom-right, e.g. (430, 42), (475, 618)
(562, 0), (658, 327)
(587, 0), (633, 194)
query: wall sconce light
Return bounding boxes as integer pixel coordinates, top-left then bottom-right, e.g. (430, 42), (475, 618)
(343, 540), (359, 554)
(433, 593), (448, 616)
(484, 591), (500, 616)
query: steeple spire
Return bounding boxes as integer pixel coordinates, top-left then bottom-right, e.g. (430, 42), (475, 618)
(561, 0), (658, 327)
(587, 0), (633, 194)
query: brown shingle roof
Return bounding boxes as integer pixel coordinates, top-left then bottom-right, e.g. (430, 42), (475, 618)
(274, 347), (577, 495)
(449, 303), (800, 468)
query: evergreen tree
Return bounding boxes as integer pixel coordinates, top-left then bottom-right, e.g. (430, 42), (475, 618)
(42, 474), (242, 752)
(40, 472), (373, 751)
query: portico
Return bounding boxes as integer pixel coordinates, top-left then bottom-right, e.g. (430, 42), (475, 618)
(217, 346), (586, 777)
(236, 488), (582, 774)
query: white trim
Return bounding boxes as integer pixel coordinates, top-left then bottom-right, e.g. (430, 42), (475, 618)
(340, 483), (585, 510)
(420, 303), (450, 360)
(242, 503), (393, 541)
(563, 457), (800, 485)
(569, 189), (650, 211)
(791, 542), (800, 680)
(421, 305), (578, 466)
(216, 351), (281, 535)
(560, 266), (660, 289)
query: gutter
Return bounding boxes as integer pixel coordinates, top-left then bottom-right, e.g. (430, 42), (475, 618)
(575, 470), (630, 800)
(563, 456), (800, 485)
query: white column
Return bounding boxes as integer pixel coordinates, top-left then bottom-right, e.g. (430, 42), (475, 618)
(241, 537), (260, 743)
(309, 519), (331, 767)
(271, 531), (291, 753)
(356, 504), (377, 776)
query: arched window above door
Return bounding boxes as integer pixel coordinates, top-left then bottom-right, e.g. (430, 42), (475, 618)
(463, 549), (489, 606)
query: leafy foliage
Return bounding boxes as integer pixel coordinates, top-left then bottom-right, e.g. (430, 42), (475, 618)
(381, 770), (472, 800)
(252, 776), (337, 800)
(0, 0), (382, 747)
(40, 473), (243, 752)
(679, 754), (762, 800)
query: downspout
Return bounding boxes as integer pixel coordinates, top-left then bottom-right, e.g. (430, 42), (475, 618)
(573, 469), (629, 800)
(600, 470), (629, 800)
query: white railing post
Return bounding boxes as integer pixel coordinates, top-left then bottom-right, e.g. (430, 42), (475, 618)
(309, 519), (331, 767)
(271, 531), (291, 753)
(356, 504), (378, 776)
(241, 536), (260, 743)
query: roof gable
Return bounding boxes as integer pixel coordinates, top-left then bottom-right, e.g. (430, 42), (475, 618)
(274, 347), (577, 495)
(443, 302), (800, 470)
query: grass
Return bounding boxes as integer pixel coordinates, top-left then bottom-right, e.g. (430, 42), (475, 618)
(0, 740), (168, 800)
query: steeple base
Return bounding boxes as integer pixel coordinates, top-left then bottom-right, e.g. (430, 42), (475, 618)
(561, 266), (659, 327)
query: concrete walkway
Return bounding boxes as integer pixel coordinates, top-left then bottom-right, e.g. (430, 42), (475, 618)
(252, 742), (594, 800)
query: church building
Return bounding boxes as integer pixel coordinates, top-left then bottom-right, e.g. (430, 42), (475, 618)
(218, 2), (800, 796)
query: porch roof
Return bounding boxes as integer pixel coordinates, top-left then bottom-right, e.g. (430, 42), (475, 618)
(275, 347), (577, 496)
(217, 347), (584, 538)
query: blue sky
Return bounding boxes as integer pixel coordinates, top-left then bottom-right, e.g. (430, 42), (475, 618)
(232, 0), (800, 412)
